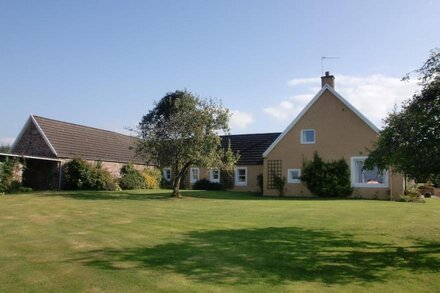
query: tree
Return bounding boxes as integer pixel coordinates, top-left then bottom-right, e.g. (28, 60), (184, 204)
(365, 48), (440, 184)
(0, 145), (10, 153)
(135, 90), (238, 197)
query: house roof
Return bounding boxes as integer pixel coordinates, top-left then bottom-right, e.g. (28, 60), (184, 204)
(17, 115), (144, 164)
(262, 84), (380, 157)
(221, 132), (281, 165)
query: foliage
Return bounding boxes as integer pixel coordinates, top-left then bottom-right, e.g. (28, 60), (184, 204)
(220, 170), (234, 190)
(366, 48), (440, 183)
(398, 186), (425, 203)
(0, 158), (21, 194)
(119, 163), (145, 190)
(256, 173), (263, 194)
(0, 144), (10, 153)
(301, 152), (353, 197)
(63, 158), (117, 191)
(142, 168), (162, 189)
(192, 179), (222, 190)
(6, 180), (32, 194)
(273, 175), (286, 196)
(135, 90), (238, 197)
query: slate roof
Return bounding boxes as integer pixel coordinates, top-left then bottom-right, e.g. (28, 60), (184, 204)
(17, 115), (279, 166)
(221, 132), (281, 165)
(32, 116), (144, 164)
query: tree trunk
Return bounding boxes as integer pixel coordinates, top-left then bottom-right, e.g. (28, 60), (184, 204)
(172, 176), (182, 198)
(171, 162), (191, 198)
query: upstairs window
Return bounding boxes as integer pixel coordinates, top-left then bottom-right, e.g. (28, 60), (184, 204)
(287, 169), (301, 184)
(301, 129), (316, 144)
(163, 168), (171, 182)
(235, 167), (247, 186)
(210, 168), (220, 183)
(190, 167), (200, 184)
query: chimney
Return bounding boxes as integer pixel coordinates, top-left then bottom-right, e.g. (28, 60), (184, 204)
(321, 71), (335, 88)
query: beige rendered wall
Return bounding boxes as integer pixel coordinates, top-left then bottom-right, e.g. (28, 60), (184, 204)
(186, 165), (262, 192)
(264, 89), (401, 199)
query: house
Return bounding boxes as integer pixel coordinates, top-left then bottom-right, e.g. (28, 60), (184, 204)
(6, 115), (145, 190)
(183, 73), (404, 199)
(5, 72), (404, 198)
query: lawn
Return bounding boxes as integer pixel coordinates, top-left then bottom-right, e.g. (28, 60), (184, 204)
(0, 190), (439, 292)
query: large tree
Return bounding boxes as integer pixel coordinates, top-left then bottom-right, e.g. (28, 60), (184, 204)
(135, 90), (238, 197)
(365, 49), (440, 184)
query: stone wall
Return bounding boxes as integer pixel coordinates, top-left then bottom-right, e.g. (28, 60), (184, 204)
(12, 121), (55, 158)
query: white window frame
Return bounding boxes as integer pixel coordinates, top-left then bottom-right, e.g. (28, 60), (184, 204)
(287, 168), (301, 184)
(163, 167), (171, 182)
(190, 167), (200, 184)
(210, 168), (220, 183)
(301, 129), (316, 144)
(350, 156), (389, 188)
(235, 167), (248, 186)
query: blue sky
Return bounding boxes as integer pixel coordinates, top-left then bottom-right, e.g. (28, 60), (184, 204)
(0, 0), (439, 144)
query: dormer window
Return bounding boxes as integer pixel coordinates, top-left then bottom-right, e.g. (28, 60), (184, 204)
(301, 129), (316, 144)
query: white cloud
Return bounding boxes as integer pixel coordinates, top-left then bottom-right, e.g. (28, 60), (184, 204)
(265, 74), (419, 128)
(229, 110), (254, 131)
(0, 137), (15, 145)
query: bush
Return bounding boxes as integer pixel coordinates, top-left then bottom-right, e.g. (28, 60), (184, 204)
(301, 152), (353, 197)
(119, 163), (145, 190)
(7, 180), (32, 194)
(63, 158), (117, 191)
(256, 173), (263, 194)
(142, 168), (162, 189)
(193, 179), (222, 190)
(0, 158), (22, 194)
(399, 189), (425, 203)
(273, 175), (286, 197)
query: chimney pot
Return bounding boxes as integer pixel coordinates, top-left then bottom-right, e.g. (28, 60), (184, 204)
(321, 71), (335, 88)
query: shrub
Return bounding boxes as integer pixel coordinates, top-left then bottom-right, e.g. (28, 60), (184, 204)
(119, 163), (145, 190)
(142, 168), (162, 189)
(256, 173), (263, 194)
(301, 152), (353, 197)
(193, 179), (222, 190)
(6, 180), (32, 194)
(93, 165), (118, 191)
(273, 175), (286, 196)
(63, 158), (117, 191)
(0, 158), (21, 194)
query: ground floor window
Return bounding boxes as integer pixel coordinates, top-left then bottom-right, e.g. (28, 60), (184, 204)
(190, 167), (199, 184)
(235, 167), (247, 186)
(287, 168), (301, 183)
(163, 168), (171, 182)
(350, 157), (388, 188)
(210, 168), (220, 183)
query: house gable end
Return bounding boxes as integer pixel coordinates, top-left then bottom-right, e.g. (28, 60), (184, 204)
(262, 84), (379, 157)
(10, 115), (57, 158)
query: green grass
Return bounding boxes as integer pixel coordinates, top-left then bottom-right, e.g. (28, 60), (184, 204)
(0, 190), (439, 292)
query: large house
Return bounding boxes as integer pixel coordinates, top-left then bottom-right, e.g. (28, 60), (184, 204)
(179, 73), (404, 199)
(3, 73), (404, 198)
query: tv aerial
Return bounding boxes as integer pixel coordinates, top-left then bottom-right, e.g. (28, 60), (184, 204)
(321, 56), (340, 75)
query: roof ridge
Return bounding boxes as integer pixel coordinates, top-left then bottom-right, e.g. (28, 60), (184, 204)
(32, 115), (135, 139)
(221, 132), (281, 137)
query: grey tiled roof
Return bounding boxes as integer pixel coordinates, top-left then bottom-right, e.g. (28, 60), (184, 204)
(221, 132), (281, 165)
(32, 115), (279, 166)
(33, 116), (144, 164)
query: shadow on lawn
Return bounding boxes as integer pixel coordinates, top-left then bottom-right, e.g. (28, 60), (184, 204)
(42, 191), (173, 201)
(42, 190), (265, 201)
(74, 227), (440, 285)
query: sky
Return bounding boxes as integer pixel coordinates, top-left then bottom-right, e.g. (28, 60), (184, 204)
(0, 0), (439, 145)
